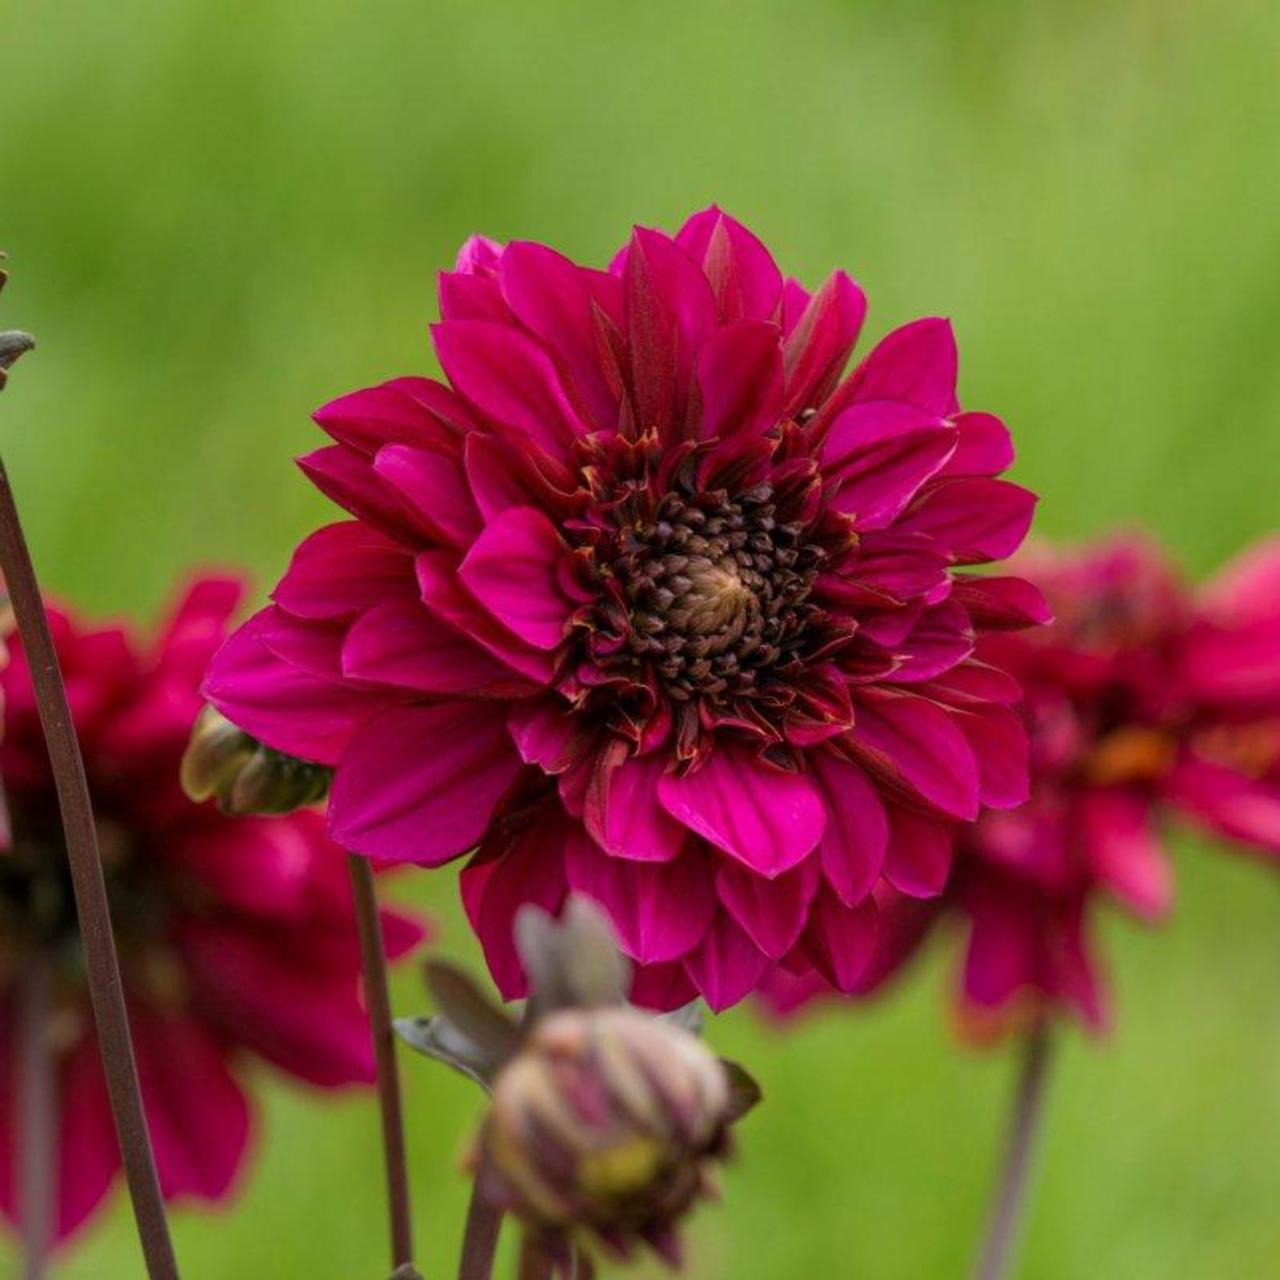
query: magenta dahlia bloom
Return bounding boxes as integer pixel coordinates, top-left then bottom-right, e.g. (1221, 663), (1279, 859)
(0, 578), (424, 1241)
(761, 533), (1280, 1035)
(204, 208), (1044, 1012)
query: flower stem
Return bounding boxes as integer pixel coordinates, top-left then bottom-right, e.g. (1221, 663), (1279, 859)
(18, 954), (55, 1280)
(970, 1020), (1053, 1280)
(456, 1182), (502, 1280)
(348, 854), (415, 1272)
(0, 457), (180, 1280)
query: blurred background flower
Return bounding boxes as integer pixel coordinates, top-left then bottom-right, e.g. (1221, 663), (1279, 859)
(2, 1), (1279, 1275)
(0, 578), (424, 1241)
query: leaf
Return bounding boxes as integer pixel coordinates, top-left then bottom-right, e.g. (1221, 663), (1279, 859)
(394, 1014), (504, 1091)
(423, 959), (523, 1064)
(720, 1058), (763, 1123)
(658, 1000), (705, 1036)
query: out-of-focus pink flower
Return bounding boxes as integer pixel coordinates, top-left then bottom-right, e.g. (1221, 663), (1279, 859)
(760, 533), (1280, 1037)
(205, 207), (1044, 1012)
(1170, 537), (1280, 853)
(0, 578), (425, 1241)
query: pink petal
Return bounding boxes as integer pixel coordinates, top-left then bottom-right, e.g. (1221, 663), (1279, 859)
(847, 317), (958, 416)
(809, 751), (888, 906)
(179, 922), (375, 1086)
(416, 549), (558, 685)
(658, 744), (826, 877)
(134, 1008), (252, 1203)
(272, 522), (416, 621)
(849, 687), (981, 820)
(204, 610), (390, 765)
(463, 813), (572, 999)
(432, 319), (590, 457)
(329, 703), (523, 864)
(438, 270), (511, 322)
(902, 477), (1038, 564)
(455, 234), (504, 274)
(459, 506), (575, 650)
(822, 531), (949, 607)
(463, 432), (570, 523)
(943, 411), (1014, 477)
(507, 697), (598, 774)
(373, 444), (482, 547)
(622, 228), (716, 440)
(565, 839), (716, 964)
(298, 444), (432, 544)
(1080, 787), (1172, 919)
(585, 748), (687, 862)
(889, 600), (976, 683)
(821, 402), (958, 530)
(883, 806), (953, 897)
(675, 207), (784, 322)
(956, 702), (1030, 810)
(715, 859), (819, 959)
(1166, 758), (1280, 853)
(696, 320), (783, 440)
(801, 888), (879, 992)
(1198, 535), (1280, 624)
(782, 271), (867, 417)
(628, 961), (699, 1013)
(682, 912), (773, 1012)
(313, 379), (461, 455)
(499, 241), (623, 430)
(951, 574), (1052, 630)
(342, 599), (533, 695)
(56, 1034), (121, 1239)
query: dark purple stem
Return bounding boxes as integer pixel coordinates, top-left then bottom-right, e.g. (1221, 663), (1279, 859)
(456, 1182), (502, 1280)
(0, 458), (180, 1280)
(18, 954), (55, 1280)
(970, 1021), (1053, 1280)
(516, 1233), (553, 1280)
(348, 854), (415, 1272)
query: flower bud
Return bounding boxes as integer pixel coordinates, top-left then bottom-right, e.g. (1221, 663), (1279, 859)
(474, 1005), (736, 1265)
(181, 705), (331, 815)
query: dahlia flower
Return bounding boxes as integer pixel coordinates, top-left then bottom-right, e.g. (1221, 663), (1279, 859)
(761, 534), (1280, 1034)
(204, 207), (1044, 1011)
(0, 577), (424, 1240)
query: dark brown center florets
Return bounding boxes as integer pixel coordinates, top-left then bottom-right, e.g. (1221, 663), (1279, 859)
(613, 483), (825, 702)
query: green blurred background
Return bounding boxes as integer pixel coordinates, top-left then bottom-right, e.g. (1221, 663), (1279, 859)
(3, 0), (1279, 1274)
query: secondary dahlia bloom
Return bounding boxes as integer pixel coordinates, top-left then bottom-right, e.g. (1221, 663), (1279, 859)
(761, 533), (1280, 1034)
(0, 577), (424, 1240)
(205, 208), (1044, 1011)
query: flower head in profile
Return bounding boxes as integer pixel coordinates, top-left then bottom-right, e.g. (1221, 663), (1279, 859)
(761, 532), (1280, 1035)
(205, 207), (1044, 1011)
(0, 577), (424, 1240)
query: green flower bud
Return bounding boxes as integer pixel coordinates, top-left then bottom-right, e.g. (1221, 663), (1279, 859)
(474, 1005), (735, 1266)
(181, 705), (331, 816)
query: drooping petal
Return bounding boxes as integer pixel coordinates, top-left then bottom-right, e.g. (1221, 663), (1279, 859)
(658, 745), (826, 877)
(682, 912), (772, 1012)
(883, 806), (953, 898)
(328, 703), (523, 864)
(809, 751), (888, 906)
(1165, 758), (1280, 854)
(459, 506), (575, 651)
(715, 859), (819, 959)
(565, 839), (715, 964)
(801, 888), (879, 992)
(56, 1034), (121, 1239)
